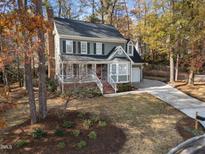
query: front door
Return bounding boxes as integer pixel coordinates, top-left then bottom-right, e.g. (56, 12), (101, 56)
(96, 64), (107, 81)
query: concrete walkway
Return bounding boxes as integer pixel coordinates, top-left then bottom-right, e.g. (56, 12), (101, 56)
(105, 79), (205, 127)
(137, 79), (205, 127)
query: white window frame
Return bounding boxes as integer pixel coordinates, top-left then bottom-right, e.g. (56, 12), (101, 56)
(66, 40), (73, 53)
(81, 41), (87, 54)
(110, 63), (129, 83)
(127, 41), (133, 56)
(96, 42), (102, 55)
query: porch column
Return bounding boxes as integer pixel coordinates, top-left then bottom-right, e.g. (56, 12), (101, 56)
(61, 62), (64, 93)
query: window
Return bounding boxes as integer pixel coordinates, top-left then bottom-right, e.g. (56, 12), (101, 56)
(127, 41), (133, 56)
(96, 43), (102, 55)
(81, 41), (87, 54)
(110, 63), (129, 83)
(66, 40), (73, 53)
(118, 64), (128, 82)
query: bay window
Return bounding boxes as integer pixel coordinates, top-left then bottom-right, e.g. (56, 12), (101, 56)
(110, 63), (129, 83)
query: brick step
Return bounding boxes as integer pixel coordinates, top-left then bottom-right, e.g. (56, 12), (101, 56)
(102, 81), (115, 94)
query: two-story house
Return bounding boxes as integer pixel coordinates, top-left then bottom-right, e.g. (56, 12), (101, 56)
(52, 17), (144, 94)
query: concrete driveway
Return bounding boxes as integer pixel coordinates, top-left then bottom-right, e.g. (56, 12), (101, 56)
(137, 79), (205, 127)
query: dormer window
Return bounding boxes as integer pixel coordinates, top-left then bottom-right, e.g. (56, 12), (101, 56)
(66, 40), (73, 53)
(96, 43), (102, 55)
(127, 41), (133, 56)
(81, 41), (87, 54)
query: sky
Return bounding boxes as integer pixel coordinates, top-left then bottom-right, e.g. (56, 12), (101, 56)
(49, 0), (137, 19)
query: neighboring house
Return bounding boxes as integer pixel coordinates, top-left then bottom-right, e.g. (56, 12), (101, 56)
(52, 17), (144, 94)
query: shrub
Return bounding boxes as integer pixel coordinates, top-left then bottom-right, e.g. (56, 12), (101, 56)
(32, 128), (47, 139)
(76, 140), (87, 149)
(72, 87), (102, 98)
(54, 129), (65, 137)
(88, 131), (97, 140)
(16, 140), (28, 148)
(77, 112), (85, 119)
(62, 121), (73, 128)
(98, 120), (107, 127)
(47, 78), (58, 92)
(83, 119), (93, 129)
(90, 114), (100, 123)
(57, 142), (66, 149)
(117, 83), (133, 92)
(71, 130), (80, 137)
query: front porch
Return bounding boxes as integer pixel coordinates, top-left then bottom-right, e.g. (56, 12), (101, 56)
(57, 61), (131, 94)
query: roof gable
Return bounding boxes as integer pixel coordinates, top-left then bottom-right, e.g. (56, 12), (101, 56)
(108, 46), (133, 63)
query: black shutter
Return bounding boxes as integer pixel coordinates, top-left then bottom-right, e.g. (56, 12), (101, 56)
(87, 43), (90, 54)
(73, 41), (76, 54)
(102, 43), (105, 55)
(63, 40), (66, 53)
(94, 43), (96, 54)
(78, 42), (81, 54)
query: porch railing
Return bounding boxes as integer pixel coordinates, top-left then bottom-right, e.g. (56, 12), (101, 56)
(108, 75), (117, 93)
(58, 72), (104, 94)
(91, 72), (103, 94)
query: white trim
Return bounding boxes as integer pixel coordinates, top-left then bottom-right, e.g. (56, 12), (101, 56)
(108, 46), (134, 63)
(59, 34), (127, 43)
(127, 41), (133, 56)
(80, 41), (87, 54)
(66, 40), (73, 53)
(96, 42), (102, 55)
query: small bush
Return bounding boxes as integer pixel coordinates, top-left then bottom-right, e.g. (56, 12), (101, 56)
(57, 142), (66, 149)
(62, 121), (73, 128)
(71, 130), (80, 137)
(88, 131), (97, 140)
(117, 83), (133, 92)
(90, 114), (100, 123)
(47, 78), (58, 92)
(98, 120), (107, 127)
(32, 128), (47, 139)
(76, 140), (87, 149)
(77, 112), (85, 119)
(83, 119), (93, 129)
(16, 140), (28, 148)
(54, 129), (65, 137)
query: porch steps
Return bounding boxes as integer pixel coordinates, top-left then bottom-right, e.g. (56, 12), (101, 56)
(102, 81), (115, 94)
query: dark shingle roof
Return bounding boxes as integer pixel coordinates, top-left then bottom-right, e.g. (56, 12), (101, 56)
(54, 17), (126, 40)
(131, 48), (143, 63)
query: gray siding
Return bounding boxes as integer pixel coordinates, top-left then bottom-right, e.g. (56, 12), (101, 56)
(60, 38), (125, 56)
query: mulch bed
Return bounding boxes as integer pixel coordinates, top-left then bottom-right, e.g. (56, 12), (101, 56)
(1, 109), (126, 154)
(176, 117), (205, 140)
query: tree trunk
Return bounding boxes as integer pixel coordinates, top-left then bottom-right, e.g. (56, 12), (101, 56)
(175, 54), (179, 81)
(33, 0), (47, 119)
(188, 69), (194, 85)
(25, 57), (37, 124)
(169, 49), (175, 83)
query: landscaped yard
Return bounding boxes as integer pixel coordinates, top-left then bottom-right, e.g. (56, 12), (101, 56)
(0, 91), (204, 154)
(174, 82), (205, 102)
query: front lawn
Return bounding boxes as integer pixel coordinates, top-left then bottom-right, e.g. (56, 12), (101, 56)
(67, 93), (204, 153)
(0, 92), (204, 154)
